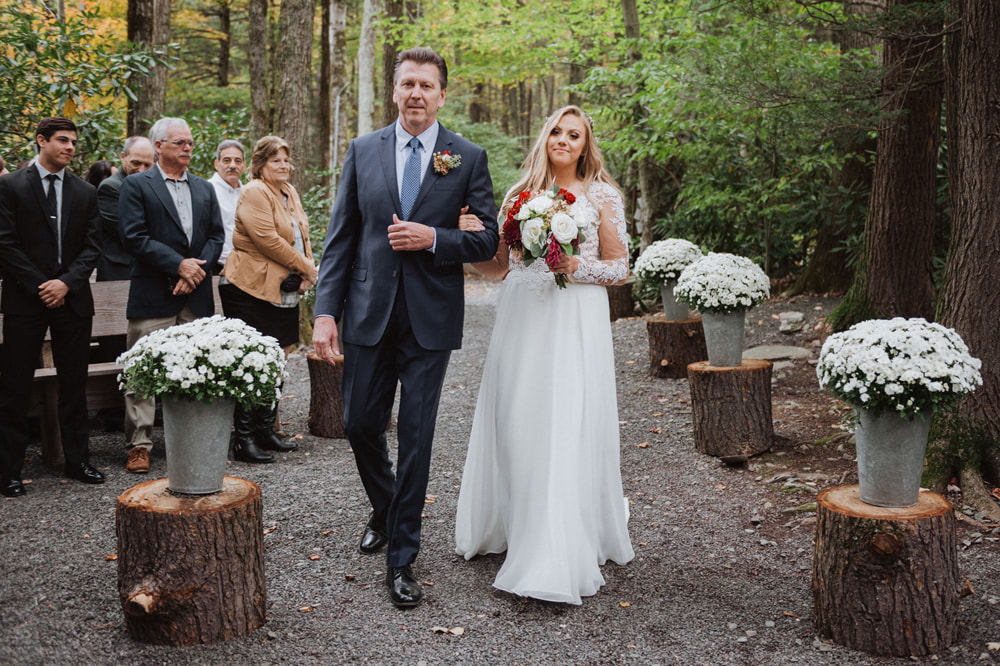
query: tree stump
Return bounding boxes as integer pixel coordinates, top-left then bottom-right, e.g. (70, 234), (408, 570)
(307, 351), (345, 438)
(606, 281), (634, 322)
(115, 477), (266, 645)
(812, 485), (961, 657)
(646, 315), (707, 379)
(687, 359), (772, 457)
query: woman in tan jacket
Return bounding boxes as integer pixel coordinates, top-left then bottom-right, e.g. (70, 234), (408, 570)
(221, 135), (318, 463)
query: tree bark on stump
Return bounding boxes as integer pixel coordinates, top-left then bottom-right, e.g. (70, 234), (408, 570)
(115, 477), (266, 645)
(606, 282), (634, 322)
(687, 359), (772, 457)
(812, 485), (961, 657)
(646, 316), (707, 379)
(307, 352), (345, 438)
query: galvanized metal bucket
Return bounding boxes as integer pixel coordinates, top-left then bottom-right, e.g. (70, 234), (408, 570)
(162, 396), (235, 495)
(660, 280), (689, 321)
(701, 308), (745, 367)
(855, 408), (932, 507)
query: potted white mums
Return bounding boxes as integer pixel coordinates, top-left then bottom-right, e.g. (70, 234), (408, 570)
(675, 252), (770, 366)
(633, 238), (704, 320)
(118, 315), (285, 494)
(817, 317), (982, 507)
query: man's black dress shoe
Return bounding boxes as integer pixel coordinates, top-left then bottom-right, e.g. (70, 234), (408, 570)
(387, 565), (423, 608)
(359, 512), (388, 554)
(65, 462), (106, 484)
(1, 478), (26, 497)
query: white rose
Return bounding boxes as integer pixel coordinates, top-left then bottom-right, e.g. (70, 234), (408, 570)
(521, 217), (546, 248)
(515, 207), (531, 221)
(526, 195), (553, 215)
(550, 212), (577, 244)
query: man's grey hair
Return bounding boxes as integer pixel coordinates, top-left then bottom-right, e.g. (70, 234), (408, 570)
(148, 118), (190, 148)
(215, 139), (245, 161)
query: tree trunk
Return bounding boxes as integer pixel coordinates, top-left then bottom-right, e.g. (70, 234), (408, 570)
(320, 0), (348, 189)
(216, 1), (230, 87)
(116, 477), (266, 645)
(606, 281), (634, 322)
(938, 0), (1000, 503)
(127, 0), (170, 136)
(274, 0), (314, 188)
(307, 352), (345, 438)
(381, 0), (405, 128)
(812, 485), (961, 656)
(248, 0), (270, 139)
(646, 315), (707, 379)
(357, 0), (378, 136)
(687, 359), (773, 458)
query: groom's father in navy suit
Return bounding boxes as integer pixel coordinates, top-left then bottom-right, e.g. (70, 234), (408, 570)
(313, 47), (498, 608)
(118, 117), (224, 474)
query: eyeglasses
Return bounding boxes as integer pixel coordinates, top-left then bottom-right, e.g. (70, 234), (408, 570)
(164, 139), (195, 148)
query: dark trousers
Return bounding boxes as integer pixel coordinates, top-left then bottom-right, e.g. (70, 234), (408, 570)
(342, 287), (450, 568)
(0, 308), (92, 479)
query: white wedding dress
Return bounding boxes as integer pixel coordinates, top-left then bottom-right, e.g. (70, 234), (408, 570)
(455, 181), (635, 604)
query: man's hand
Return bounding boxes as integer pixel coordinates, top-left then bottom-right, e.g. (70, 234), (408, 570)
(313, 316), (341, 364)
(177, 258), (207, 287)
(38, 279), (68, 309)
(173, 279), (196, 296)
(388, 214), (435, 251)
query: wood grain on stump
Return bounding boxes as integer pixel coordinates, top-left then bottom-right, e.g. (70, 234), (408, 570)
(606, 282), (634, 322)
(115, 477), (266, 645)
(646, 315), (707, 379)
(812, 485), (961, 657)
(687, 359), (772, 457)
(307, 352), (345, 438)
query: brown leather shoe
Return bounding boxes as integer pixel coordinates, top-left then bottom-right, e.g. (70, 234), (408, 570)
(126, 447), (150, 473)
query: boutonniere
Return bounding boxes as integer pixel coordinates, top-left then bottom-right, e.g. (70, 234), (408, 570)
(433, 151), (462, 175)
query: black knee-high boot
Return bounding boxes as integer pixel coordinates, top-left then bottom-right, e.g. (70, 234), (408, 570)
(255, 402), (297, 452)
(233, 404), (274, 463)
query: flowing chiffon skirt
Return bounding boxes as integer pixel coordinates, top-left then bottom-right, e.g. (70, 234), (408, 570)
(455, 274), (634, 604)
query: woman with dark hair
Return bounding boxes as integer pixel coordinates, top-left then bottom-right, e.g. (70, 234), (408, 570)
(220, 135), (317, 463)
(84, 159), (115, 188)
(454, 106), (634, 604)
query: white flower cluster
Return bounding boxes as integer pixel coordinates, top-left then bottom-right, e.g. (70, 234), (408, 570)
(633, 238), (704, 284)
(118, 315), (286, 408)
(675, 252), (770, 313)
(516, 191), (592, 257)
(817, 317), (982, 418)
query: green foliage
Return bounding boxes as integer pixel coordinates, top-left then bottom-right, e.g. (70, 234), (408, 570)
(437, 112), (527, 211)
(0, 3), (167, 169)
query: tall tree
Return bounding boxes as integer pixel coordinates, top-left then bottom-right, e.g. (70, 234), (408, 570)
(938, 0), (1000, 519)
(273, 0), (314, 188)
(320, 0), (349, 189)
(127, 0), (171, 135)
(215, 0), (232, 87)
(248, 0), (269, 140)
(381, 0), (404, 128)
(829, 0), (944, 328)
(357, 0), (378, 135)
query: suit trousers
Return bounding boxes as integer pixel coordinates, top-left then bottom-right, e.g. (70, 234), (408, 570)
(123, 306), (198, 450)
(342, 284), (451, 568)
(0, 308), (93, 479)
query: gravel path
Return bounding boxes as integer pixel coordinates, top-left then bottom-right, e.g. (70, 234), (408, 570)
(1, 280), (997, 665)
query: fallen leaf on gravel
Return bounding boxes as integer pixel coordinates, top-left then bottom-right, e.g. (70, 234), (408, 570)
(344, 574), (356, 581)
(83, 534), (90, 538)
(263, 526), (278, 535)
(308, 554), (320, 561)
(425, 494), (438, 504)
(619, 602), (631, 607)
(104, 554), (117, 561)
(299, 606), (314, 612)
(715, 483), (726, 490)
(988, 642), (1000, 652)
(450, 627), (465, 636)
(991, 488), (1000, 501)
(648, 427), (662, 434)
(422, 580), (435, 586)
(782, 611), (798, 618)
(322, 530), (332, 535)
(636, 442), (651, 448)
(638, 542), (647, 547)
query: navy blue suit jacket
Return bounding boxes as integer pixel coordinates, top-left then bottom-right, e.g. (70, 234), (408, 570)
(0, 165), (101, 318)
(314, 124), (499, 351)
(118, 167), (224, 319)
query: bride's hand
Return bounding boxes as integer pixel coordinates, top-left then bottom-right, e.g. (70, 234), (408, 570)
(457, 205), (484, 231)
(549, 254), (579, 274)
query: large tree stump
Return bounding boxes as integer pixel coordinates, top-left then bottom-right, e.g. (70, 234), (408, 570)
(687, 359), (772, 457)
(606, 281), (634, 322)
(307, 352), (345, 438)
(812, 485), (961, 657)
(115, 477), (266, 645)
(646, 315), (707, 379)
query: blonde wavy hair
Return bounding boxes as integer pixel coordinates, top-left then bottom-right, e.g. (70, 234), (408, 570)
(501, 106), (620, 216)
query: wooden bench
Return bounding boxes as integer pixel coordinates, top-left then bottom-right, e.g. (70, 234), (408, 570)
(0, 278), (223, 468)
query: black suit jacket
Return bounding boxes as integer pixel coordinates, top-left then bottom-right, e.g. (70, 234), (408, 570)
(95, 169), (133, 281)
(314, 124), (499, 351)
(0, 165), (101, 318)
(118, 167), (224, 319)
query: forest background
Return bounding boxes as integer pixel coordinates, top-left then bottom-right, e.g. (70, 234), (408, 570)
(1, 0), (999, 517)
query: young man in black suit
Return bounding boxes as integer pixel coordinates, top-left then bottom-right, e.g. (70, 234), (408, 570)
(0, 117), (105, 497)
(313, 47), (499, 608)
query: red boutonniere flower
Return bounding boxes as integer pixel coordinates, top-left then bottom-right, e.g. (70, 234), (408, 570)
(433, 151), (462, 175)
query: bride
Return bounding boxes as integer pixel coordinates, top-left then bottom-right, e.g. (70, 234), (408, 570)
(454, 106), (634, 604)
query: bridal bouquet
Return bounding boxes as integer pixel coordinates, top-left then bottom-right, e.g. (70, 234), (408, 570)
(503, 184), (592, 288)
(817, 317), (982, 419)
(118, 315), (286, 409)
(675, 252), (770, 313)
(633, 238), (703, 284)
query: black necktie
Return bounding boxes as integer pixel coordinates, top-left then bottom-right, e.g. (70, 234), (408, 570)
(46, 174), (62, 265)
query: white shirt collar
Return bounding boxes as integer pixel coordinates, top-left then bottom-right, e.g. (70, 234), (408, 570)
(395, 120), (439, 154)
(210, 171), (241, 192)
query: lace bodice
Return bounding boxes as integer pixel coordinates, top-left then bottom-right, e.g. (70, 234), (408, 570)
(505, 182), (629, 292)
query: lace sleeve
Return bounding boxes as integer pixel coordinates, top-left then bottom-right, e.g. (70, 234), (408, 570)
(571, 184), (629, 286)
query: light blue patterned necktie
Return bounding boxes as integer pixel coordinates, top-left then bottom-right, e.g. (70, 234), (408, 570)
(400, 136), (422, 219)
